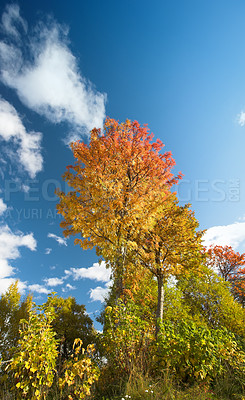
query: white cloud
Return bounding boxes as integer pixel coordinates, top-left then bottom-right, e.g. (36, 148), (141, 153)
(66, 283), (75, 290)
(203, 221), (245, 250)
(1, 4), (27, 39)
(0, 278), (27, 295)
(65, 261), (111, 283)
(0, 225), (36, 278)
(238, 111), (245, 127)
(45, 248), (52, 255)
(47, 233), (67, 246)
(89, 281), (112, 302)
(65, 261), (112, 302)
(44, 277), (64, 287)
(89, 286), (109, 302)
(0, 98), (43, 178)
(0, 5), (106, 139)
(28, 284), (50, 294)
(21, 184), (30, 193)
(0, 225), (36, 294)
(0, 199), (7, 216)
(62, 283), (76, 292)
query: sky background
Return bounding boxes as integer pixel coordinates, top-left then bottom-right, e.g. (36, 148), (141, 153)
(1, 0), (245, 329)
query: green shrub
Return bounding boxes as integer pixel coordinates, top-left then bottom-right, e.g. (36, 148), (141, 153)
(157, 319), (245, 385)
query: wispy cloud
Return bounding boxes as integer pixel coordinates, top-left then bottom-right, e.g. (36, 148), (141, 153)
(65, 261), (111, 283)
(44, 277), (64, 286)
(45, 248), (52, 255)
(0, 225), (36, 294)
(47, 233), (67, 246)
(0, 198), (7, 216)
(65, 283), (76, 290)
(62, 283), (76, 293)
(21, 184), (30, 193)
(0, 4), (106, 140)
(0, 98), (43, 178)
(203, 221), (245, 250)
(28, 283), (50, 294)
(1, 4), (27, 39)
(237, 111), (245, 127)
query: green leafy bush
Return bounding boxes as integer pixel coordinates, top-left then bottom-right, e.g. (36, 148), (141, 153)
(157, 319), (245, 384)
(9, 302), (58, 400)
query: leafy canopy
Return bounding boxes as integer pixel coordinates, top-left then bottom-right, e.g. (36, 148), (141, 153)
(57, 118), (182, 269)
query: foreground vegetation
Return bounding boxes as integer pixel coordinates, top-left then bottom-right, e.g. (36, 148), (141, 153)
(1, 269), (245, 399)
(1, 119), (245, 399)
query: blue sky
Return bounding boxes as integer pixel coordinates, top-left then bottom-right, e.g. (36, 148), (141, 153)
(1, 0), (245, 328)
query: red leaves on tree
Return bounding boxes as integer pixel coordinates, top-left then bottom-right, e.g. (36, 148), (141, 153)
(206, 245), (245, 304)
(206, 245), (245, 281)
(56, 118), (190, 334)
(57, 118), (183, 262)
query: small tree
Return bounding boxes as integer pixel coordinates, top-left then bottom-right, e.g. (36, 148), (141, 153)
(136, 197), (203, 334)
(0, 282), (31, 363)
(102, 299), (153, 376)
(9, 302), (58, 400)
(44, 293), (97, 369)
(8, 298), (100, 400)
(157, 268), (245, 386)
(207, 245), (245, 281)
(178, 265), (245, 337)
(58, 338), (100, 400)
(206, 245), (245, 304)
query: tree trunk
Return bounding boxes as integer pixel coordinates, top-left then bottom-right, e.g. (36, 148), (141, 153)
(115, 274), (124, 300)
(114, 247), (127, 300)
(156, 274), (164, 338)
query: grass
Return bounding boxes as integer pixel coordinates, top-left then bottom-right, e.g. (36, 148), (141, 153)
(91, 367), (237, 400)
(1, 367), (244, 400)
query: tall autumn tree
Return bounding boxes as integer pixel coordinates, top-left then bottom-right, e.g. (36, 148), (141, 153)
(57, 118), (182, 294)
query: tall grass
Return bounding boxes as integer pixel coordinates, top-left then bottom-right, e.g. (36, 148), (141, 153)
(91, 365), (235, 400)
(1, 363), (244, 400)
